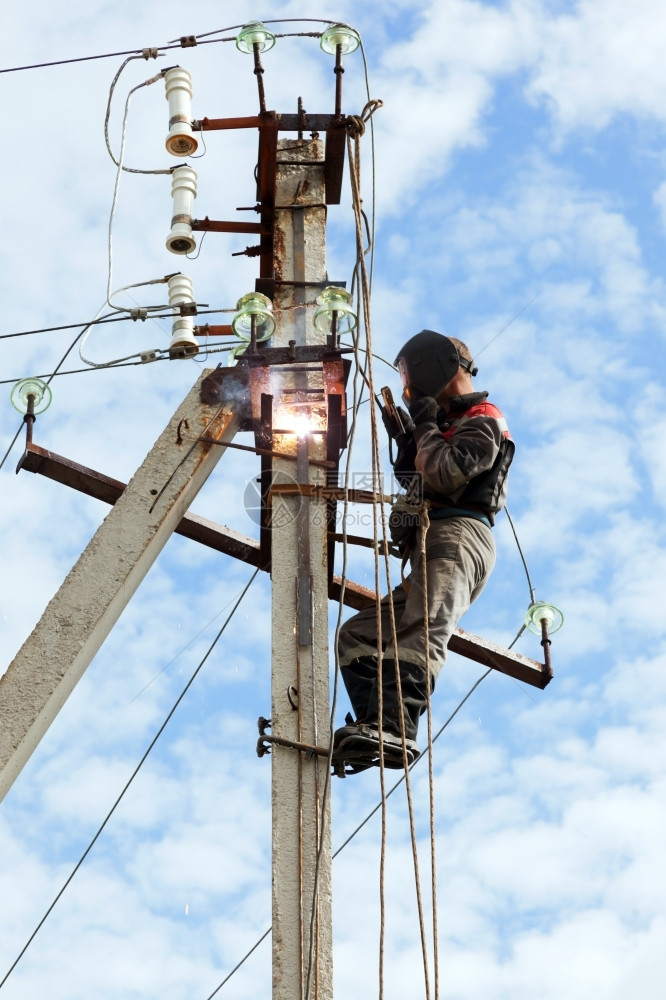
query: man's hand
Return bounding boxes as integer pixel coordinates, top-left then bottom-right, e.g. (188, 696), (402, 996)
(408, 394), (438, 426)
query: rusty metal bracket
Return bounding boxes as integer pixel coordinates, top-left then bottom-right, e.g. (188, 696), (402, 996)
(199, 436), (335, 469)
(233, 245), (262, 258)
(246, 344), (354, 367)
(256, 716), (331, 761)
(192, 217), (266, 234)
(191, 113), (348, 209)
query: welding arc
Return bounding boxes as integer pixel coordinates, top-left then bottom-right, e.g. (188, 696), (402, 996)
(0, 569), (259, 993)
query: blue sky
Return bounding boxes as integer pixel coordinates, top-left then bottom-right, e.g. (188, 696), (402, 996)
(2, 1), (666, 997)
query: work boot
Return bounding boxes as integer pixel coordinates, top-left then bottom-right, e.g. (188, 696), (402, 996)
(364, 658), (431, 743)
(332, 721), (419, 771)
(340, 655), (378, 722)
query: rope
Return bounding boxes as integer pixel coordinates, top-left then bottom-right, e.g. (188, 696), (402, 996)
(419, 505), (440, 999)
(303, 78), (385, 999)
(347, 114), (436, 999)
(346, 119), (389, 999)
(346, 98), (384, 139)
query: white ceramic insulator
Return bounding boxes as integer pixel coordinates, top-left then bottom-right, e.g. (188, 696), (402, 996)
(167, 273), (199, 357)
(164, 67), (199, 157)
(166, 165), (198, 254)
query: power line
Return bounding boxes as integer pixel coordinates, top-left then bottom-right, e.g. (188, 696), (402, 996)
(0, 37), (231, 75)
(0, 342), (240, 388)
(0, 20), (336, 77)
(0, 306), (317, 343)
(0, 46), (164, 74)
(174, 18), (338, 43)
(0, 312), (123, 341)
(0, 568), (259, 992)
(475, 294), (539, 360)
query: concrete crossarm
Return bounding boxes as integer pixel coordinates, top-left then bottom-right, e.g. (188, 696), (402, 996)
(0, 374), (239, 805)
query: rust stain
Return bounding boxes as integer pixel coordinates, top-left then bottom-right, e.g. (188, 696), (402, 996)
(273, 223), (287, 280)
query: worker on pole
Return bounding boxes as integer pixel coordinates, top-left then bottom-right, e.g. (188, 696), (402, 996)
(334, 331), (515, 770)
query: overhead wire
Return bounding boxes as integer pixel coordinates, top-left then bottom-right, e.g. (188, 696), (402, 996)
(504, 505), (536, 606)
(104, 54), (171, 175)
(0, 47), (168, 75)
(474, 293), (539, 361)
(0, 311), (126, 341)
(418, 504), (440, 998)
(0, 568), (259, 992)
(0, 18), (342, 77)
(78, 277), (175, 368)
(0, 303), (316, 343)
(179, 18), (339, 43)
(0, 35), (267, 77)
(104, 73), (169, 311)
(0, 345), (230, 387)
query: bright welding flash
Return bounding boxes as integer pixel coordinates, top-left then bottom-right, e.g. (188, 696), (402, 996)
(288, 414), (313, 438)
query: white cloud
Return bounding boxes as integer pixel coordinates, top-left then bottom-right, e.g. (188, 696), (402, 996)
(4, 3), (666, 998)
(526, 0), (666, 132)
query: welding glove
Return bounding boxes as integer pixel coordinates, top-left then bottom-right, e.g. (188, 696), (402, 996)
(407, 394), (438, 427)
(381, 403), (412, 441)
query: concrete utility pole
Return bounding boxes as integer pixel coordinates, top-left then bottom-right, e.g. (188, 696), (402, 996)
(269, 137), (333, 1000)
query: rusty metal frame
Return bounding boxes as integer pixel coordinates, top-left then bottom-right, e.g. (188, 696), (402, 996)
(188, 110), (348, 299)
